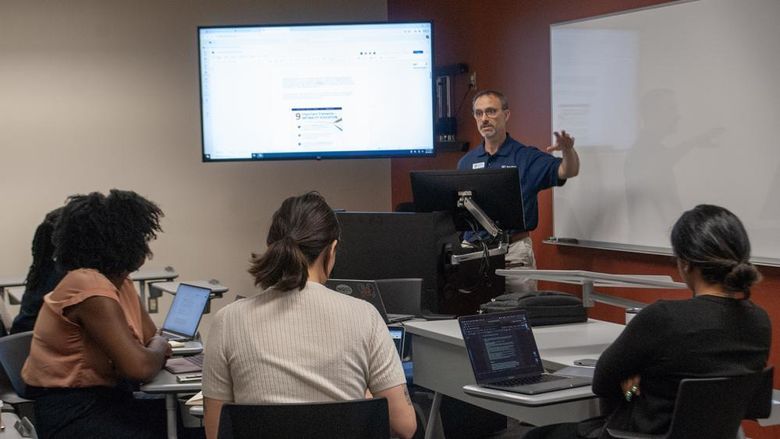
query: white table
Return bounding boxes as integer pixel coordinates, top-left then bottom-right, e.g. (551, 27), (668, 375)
(140, 369), (201, 439)
(0, 277), (25, 289)
(129, 266), (178, 310)
(148, 280), (228, 299)
(0, 276), (25, 331)
(496, 269), (687, 308)
(405, 319), (626, 439)
(0, 270), (178, 329)
(407, 317), (780, 438)
(462, 383), (595, 407)
(0, 411), (27, 439)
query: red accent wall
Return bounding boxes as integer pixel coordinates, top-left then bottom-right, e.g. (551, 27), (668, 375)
(389, 1), (780, 437)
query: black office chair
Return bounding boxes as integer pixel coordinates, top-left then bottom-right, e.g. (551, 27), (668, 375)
(607, 367), (773, 439)
(0, 330), (38, 436)
(217, 398), (390, 439)
(0, 331), (33, 400)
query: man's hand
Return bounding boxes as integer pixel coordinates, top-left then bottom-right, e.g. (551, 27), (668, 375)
(549, 130), (580, 179)
(546, 130), (575, 153)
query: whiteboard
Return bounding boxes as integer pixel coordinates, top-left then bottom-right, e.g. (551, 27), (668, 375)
(550, 0), (780, 265)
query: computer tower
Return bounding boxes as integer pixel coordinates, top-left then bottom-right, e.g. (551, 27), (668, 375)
(332, 211), (505, 314)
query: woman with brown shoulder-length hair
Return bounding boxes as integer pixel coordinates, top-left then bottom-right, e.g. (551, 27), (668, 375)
(202, 192), (416, 439)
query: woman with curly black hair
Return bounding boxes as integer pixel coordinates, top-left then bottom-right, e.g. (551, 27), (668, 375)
(10, 207), (66, 334)
(22, 189), (171, 439)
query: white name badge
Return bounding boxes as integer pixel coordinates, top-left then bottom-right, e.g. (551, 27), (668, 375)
(472, 162), (485, 169)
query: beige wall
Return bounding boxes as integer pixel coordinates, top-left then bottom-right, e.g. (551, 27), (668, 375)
(0, 0), (390, 338)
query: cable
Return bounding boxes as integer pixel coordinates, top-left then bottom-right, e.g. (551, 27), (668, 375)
(456, 216), (495, 294)
(454, 83), (475, 118)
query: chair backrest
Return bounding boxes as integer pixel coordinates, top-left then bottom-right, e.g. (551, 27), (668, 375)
(0, 331), (33, 399)
(745, 366), (774, 420)
(663, 367), (772, 439)
(218, 398), (390, 439)
(376, 278), (423, 316)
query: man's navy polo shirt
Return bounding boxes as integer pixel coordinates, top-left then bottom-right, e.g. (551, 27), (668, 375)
(457, 134), (564, 232)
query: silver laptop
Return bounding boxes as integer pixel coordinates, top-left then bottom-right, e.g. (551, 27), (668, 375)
(161, 283), (210, 341)
(459, 310), (591, 395)
(326, 279), (414, 324)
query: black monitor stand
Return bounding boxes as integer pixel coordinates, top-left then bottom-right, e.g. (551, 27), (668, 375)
(410, 168), (525, 266)
(450, 190), (509, 264)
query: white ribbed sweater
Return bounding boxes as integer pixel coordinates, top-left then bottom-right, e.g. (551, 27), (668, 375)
(202, 281), (406, 403)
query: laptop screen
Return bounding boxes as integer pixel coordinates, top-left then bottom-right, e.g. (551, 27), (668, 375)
(459, 311), (545, 383)
(325, 279), (388, 319)
(162, 283), (211, 337)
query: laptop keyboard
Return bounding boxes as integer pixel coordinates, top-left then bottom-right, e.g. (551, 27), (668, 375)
(495, 374), (564, 387)
(183, 353), (204, 367)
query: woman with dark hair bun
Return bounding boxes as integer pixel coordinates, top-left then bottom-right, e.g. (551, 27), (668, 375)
(670, 204), (761, 297)
(524, 205), (770, 439)
(202, 192), (417, 439)
(22, 189), (170, 439)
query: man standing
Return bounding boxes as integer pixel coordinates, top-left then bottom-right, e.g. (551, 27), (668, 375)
(458, 90), (579, 293)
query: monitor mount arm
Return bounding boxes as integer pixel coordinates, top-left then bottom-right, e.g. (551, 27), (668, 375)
(450, 190), (509, 265)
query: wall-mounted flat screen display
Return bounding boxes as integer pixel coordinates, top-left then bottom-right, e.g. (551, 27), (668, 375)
(199, 21), (434, 161)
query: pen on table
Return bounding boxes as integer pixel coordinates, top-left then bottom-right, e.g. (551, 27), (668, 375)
(0, 399), (5, 431)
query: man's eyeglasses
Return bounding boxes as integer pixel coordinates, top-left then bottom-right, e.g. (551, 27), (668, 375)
(473, 107), (504, 118)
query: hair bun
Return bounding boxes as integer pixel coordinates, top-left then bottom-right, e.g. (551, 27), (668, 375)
(723, 261), (761, 293)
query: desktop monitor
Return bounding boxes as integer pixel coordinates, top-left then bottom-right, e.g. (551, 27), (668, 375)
(410, 169), (526, 232)
(331, 211), (459, 313)
(198, 21), (435, 161)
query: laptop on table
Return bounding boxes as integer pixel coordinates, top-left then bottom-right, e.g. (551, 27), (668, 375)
(160, 283), (210, 354)
(458, 310), (592, 395)
(326, 279), (414, 324)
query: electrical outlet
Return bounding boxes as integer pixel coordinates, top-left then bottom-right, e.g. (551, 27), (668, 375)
(148, 297), (158, 313)
(469, 71), (477, 88)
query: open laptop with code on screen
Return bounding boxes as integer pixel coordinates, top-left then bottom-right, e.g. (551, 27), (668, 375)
(458, 310), (591, 395)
